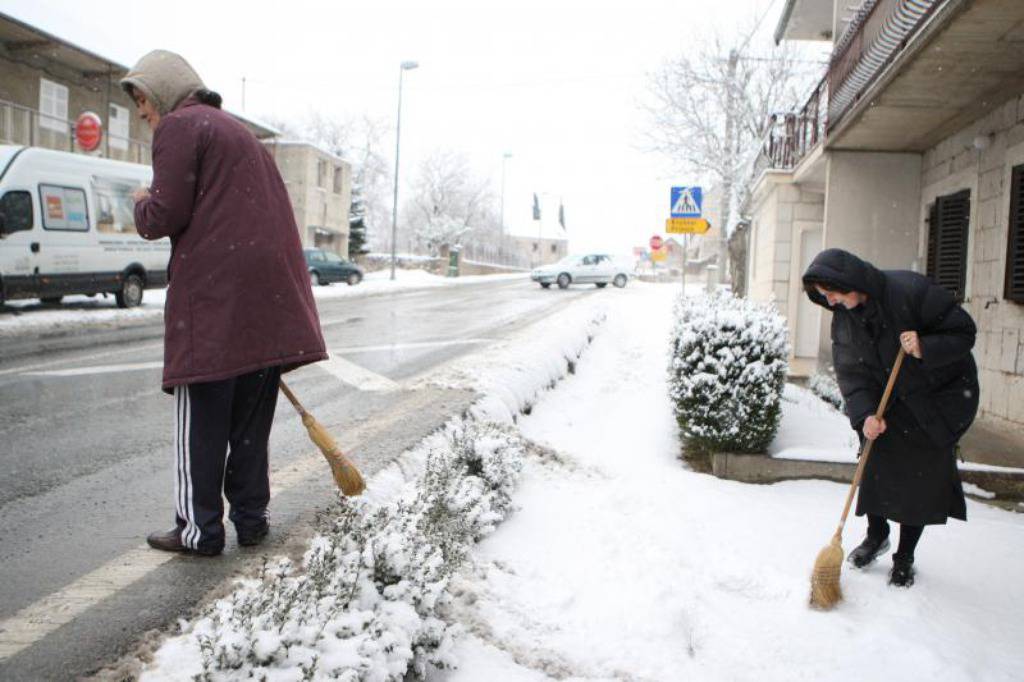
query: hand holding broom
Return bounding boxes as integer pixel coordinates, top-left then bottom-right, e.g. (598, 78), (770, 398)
(809, 348), (905, 609)
(279, 380), (366, 496)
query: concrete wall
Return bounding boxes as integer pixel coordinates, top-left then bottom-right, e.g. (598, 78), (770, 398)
(265, 141), (351, 256)
(0, 52), (151, 163)
(918, 94), (1024, 428)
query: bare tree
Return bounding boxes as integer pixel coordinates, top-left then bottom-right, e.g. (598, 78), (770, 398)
(643, 24), (818, 283)
(405, 149), (494, 256)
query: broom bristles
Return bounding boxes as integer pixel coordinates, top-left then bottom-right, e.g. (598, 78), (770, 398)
(809, 535), (844, 610)
(300, 413), (366, 496)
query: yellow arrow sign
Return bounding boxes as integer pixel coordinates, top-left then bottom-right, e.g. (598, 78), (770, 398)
(666, 217), (710, 234)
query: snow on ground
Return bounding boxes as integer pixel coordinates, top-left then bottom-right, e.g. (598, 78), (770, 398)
(435, 283), (1024, 682)
(0, 269), (526, 338)
(770, 383), (859, 463)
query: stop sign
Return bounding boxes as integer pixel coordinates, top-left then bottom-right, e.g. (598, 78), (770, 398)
(650, 234), (663, 251)
(75, 112), (103, 151)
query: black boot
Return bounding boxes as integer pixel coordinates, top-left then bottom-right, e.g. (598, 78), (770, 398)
(889, 555), (915, 587)
(847, 535), (891, 568)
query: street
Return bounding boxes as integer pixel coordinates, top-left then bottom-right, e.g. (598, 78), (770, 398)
(0, 277), (595, 680)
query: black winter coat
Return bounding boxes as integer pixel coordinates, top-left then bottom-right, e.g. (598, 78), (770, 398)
(803, 249), (979, 526)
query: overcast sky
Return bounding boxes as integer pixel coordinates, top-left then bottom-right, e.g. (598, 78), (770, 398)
(3, 0), (785, 255)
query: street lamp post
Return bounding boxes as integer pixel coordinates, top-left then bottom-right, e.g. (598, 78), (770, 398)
(390, 60), (419, 281)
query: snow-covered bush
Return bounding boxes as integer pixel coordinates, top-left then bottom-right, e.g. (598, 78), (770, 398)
(809, 370), (844, 411)
(668, 289), (789, 454)
(158, 420), (527, 681)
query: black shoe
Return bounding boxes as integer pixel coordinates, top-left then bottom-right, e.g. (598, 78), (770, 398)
(237, 522), (269, 547)
(889, 556), (915, 588)
(847, 535), (891, 568)
(146, 528), (222, 556)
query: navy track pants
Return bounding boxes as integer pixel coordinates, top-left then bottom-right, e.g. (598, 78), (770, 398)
(172, 366), (281, 553)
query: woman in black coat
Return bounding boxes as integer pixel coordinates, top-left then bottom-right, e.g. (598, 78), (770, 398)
(802, 248), (979, 587)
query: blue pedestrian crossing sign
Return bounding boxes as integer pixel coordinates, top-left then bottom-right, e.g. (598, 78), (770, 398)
(671, 186), (703, 218)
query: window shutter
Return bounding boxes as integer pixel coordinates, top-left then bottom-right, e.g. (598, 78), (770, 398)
(1006, 165), (1024, 303)
(926, 189), (970, 301)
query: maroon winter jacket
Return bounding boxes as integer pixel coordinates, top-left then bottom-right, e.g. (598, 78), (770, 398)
(135, 97), (326, 391)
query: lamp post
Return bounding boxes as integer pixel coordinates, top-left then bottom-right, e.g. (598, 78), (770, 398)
(390, 60), (419, 281)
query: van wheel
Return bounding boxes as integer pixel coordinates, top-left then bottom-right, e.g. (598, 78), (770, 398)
(116, 274), (144, 308)
(40, 296), (63, 305)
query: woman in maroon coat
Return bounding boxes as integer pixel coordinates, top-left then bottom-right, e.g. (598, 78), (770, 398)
(123, 50), (327, 556)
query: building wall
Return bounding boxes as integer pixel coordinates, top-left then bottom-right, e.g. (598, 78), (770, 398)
(265, 142), (351, 256)
(511, 236), (568, 267)
(0, 52), (151, 163)
(917, 93), (1024, 428)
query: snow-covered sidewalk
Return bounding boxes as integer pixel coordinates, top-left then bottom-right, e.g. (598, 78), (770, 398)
(438, 284), (1024, 681)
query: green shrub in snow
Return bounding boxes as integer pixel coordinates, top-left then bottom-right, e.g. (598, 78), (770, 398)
(668, 289), (789, 455)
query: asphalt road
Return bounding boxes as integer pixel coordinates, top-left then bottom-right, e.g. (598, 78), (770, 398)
(0, 277), (596, 681)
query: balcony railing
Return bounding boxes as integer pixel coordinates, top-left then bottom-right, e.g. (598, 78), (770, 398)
(0, 98), (151, 164)
(827, 0), (945, 130)
(762, 75), (829, 171)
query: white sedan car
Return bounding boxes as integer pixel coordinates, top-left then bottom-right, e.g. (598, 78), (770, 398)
(531, 254), (632, 289)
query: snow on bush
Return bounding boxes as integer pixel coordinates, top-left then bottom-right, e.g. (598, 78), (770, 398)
(808, 370), (844, 411)
(149, 420), (527, 682)
(668, 289), (789, 454)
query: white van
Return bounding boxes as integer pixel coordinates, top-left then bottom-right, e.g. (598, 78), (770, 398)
(0, 145), (169, 307)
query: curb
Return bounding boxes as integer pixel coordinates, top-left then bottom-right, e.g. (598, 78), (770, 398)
(710, 452), (1024, 502)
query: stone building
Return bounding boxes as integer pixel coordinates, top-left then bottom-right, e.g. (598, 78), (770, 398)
(749, 0), (1024, 433)
(263, 140), (352, 255)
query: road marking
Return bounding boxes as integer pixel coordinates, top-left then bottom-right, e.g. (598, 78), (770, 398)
(0, 341), (164, 378)
(24, 361), (164, 377)
(331, 338), (490, 354)
(318, 354), (400, 392)
(0, 455), (324, 661)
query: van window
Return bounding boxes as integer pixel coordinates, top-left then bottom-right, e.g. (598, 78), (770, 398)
(93, 176), (139, 234)
(0, 191), (33, 235)
(39, 184), (89, 231)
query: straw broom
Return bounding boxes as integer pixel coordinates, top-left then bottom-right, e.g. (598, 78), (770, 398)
(279, 380), (366, 496)
(809, 349), (905, 609)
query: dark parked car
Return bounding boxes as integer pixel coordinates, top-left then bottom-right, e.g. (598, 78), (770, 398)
(303, 249), (364, 286)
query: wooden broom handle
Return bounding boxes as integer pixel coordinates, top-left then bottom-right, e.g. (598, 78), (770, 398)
(278, 380), (306, 415)
(835, 349), (906, 536)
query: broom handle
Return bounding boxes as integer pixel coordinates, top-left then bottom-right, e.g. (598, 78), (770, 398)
(278, 380), (307, 416)
(834, 349), (906, 537)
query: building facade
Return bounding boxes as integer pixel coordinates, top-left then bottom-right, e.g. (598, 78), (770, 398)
(263, 140), (352, 256)
(749, 0), (1024, 430)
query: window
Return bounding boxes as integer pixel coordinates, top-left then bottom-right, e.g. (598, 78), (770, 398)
(551, 244), (557, 254)
(92, 177), (138, 234)
(926, 189), (970, 301)
(108, 104), (130, 151)
(39, 185), (89, 231)
(0, 191), (34, 235)
(317, 160), (327, 188)
(39, 78), (69, 133)
(333, 166), (343, 194)
(1006, 164), (1024, 303)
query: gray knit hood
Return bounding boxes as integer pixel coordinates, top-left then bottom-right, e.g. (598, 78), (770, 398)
(120, 50), (205, 115)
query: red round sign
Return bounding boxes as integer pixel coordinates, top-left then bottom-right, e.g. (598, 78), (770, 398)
(649, 234), (663, 251)
(75, 112), (103, 151)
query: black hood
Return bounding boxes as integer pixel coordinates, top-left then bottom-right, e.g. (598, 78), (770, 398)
(802, 248), (886, 309)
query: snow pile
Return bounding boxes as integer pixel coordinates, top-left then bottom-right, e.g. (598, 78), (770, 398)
(809, 370), (844, 411)
(145, 421), (528, 681)
(668, 289), (789, 454)
(770, 383), (859, 462)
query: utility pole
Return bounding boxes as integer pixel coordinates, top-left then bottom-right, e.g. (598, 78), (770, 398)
(717, 49), (739, 290)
